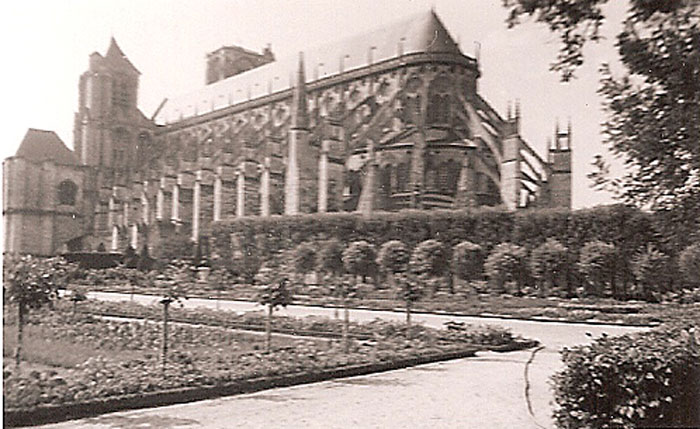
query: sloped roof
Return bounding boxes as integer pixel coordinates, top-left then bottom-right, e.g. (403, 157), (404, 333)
(156, 10), (464, 124)
(15, 129), (78, 165)
(104, 37), (140, 75)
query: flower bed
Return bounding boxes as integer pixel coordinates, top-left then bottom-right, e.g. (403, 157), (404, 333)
(3, 304), (533, 426)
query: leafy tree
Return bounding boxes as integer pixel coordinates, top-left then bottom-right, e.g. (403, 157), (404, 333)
(3, 255), (75, 369)
(578, 241), (618, 298)
(505, 0), (700, 227)
(394, 272), (425, 336)
(255, 267), (292, 352)
(342, 241), (377, 282)
(410, 239), (449, 293)
(484, 243), (528, 294)
(452, 241), (485, 285)
(679, 243), (700, 287)
(377, 240), (410, 289)
(292, 242), (317, 285)
(529, 238), (569, 297)
(328, 274), (357, 352)
(631, 245), (671, 300)
(156, 261), (192, 374)
(316, 239), (345, 277)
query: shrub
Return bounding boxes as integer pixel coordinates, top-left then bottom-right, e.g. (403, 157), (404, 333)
(484, 243), (527, 294)
(410, 240), (448, 278)
(342, 241), (377, 281)
(553, 323), (700, 428)
(529, 238), (569, 297)
(377, 240), (410, 275)
(578, 241), (617, 298)
(291, 242), (317, 280)
(452, 241), (485, 282)
(316, 239), (344, 276)
(679, 243), (700, 287)
(631, 245), (671, 300)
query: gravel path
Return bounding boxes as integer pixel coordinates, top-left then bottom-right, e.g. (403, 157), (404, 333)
(36, 292), (647, 428)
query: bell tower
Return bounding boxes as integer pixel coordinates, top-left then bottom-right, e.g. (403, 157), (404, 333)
(73, 37), (141, 172)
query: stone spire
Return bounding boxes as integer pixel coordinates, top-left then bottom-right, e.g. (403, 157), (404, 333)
(291, 52), (308, 130)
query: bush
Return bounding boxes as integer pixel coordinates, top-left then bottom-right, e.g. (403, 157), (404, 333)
(292, 242), (317, 280)
(342, 241), (377, 280)
(484, 243), (527, 294)
(316, 239), (344, 276)
(529, 238), (569, 297)
(410, 240), (448, 277)
(679, 243), (700, 287)
(377, 240), (410, 275)
(631, 245), (671, 300)
(578, 241), (617, 298)
(553, 323), (700, 428)
(451, 241), (485, 282)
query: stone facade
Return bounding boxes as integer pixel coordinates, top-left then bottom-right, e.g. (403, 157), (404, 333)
(3, 11), (572, 255)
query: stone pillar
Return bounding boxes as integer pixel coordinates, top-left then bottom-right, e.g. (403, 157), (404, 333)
(142, 183), (150, 225)
(172, 182), (180, 221)
(156, 186), (164, 220)
(236, 169), (245, 218)
(285, 130), (300, 215)
(318, 141), (329, 213)
(456, 150), (478, 208)
(111, 225), (119, 251)
(500, 132), (522, 211)
(260, 157), (271, 217)
(213, 174), (222, 222)
(192, 171), (201, 241)
(131, 223), (138, 249)
(357, 143), (378, 215)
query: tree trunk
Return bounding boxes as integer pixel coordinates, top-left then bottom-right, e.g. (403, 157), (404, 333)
(162, 302), (169, 375)
(342, 295), (349, 353)
(406, 300), (412, 339)
(266, 304), (273, 353)
(15, 302), (25, 370)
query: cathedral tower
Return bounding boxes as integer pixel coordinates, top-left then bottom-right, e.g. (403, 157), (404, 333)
(547, 121), (572, 209)
(73, 38), (141, 172)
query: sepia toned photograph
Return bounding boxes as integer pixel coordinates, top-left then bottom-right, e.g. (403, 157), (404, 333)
(2, 1), (699, 427)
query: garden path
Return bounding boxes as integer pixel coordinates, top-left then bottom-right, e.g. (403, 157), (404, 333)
(38, 292), (647, 428)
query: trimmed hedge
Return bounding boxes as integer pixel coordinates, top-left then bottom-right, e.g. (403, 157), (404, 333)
(553, 322), (700, 428)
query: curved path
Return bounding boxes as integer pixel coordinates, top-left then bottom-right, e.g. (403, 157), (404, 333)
(38, 292), (648, 428)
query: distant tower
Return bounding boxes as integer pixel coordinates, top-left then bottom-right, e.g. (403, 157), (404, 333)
(547, 121), (572, 209)
(73, 37), (141, 172)
(500, 100), (522, 210)
(205, 44), (275, 84)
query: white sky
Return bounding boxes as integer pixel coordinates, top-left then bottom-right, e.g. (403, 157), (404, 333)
(0, 0), (629, 209)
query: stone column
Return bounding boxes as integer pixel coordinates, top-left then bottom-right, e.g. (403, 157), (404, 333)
(192, 171), (202, 241)
(111, 225), (119, 251)
(142, 183), (150, 225)
(156, 185), (164, 220)
(318, 141), (329, 213)
(213, 174), (222, 222)
(131, 223), (138, 249)
(260, 157), (271, 217)
(172, 182), (180, 221)
(236, 169), (245, 218)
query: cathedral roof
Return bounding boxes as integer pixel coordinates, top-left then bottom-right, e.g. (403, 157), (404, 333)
(15, 129), (78, 165)
(156, 10), (464, 124)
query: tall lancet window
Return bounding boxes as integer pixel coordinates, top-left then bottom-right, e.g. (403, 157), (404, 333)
(427, 74), (452, 126)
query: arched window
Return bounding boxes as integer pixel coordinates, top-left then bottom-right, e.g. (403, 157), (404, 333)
(427, 75), (452, 126)
(58, 180), (78, 206)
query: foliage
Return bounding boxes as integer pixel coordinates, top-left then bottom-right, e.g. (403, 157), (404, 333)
(158, 231), (194, 263)
(679, 243), (700, 287)
(577, 241), (618, 297)
(3, 255), (73, 311)
(376, 240), (410, 274)
(255, 268), (293, 311)
(630, 245), (671, 299)
(342, 241), (377, 279)
(316, 239), (345, 276)
(553, 323), (700, 428)
(409, 240), (448, 279)
(484, 243), (527, 292)
(291, 242), (317, 277)
(529, 238), (569, 295)
(451, 241), (485, 282)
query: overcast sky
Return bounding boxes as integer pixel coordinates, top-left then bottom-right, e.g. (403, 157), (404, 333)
(0, 0), (629, 209)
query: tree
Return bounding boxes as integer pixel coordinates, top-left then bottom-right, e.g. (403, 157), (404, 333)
(578, 241), (618, 298)
(328, 274), (357, 352)
(377, 240), (410, 289)
(156, 261), (191, 374)
(679, 243), (700, 288)
(505, 0), (700, 224)
(394, 272), (424, 336)
(255, 267), (292, 352)
(316, 239), (345, 319)
(3, 255), (74, 369)
(410, 239), (449, 294)
(292, 242), (317, 286)
(630, 244), (671, 300)
(342, 241), (377, 283)
(484, 243), (527, 294)
(529, 238), (569, 297)
(452, 241), (485, 288)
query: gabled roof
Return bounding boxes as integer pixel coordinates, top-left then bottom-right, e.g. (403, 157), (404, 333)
(156, 10), (465, 124)
(104, 37), (140, 75)
(15, 129), (78, 165)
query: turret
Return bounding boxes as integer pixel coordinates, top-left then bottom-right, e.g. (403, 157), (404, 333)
(547, 120), (572, 209)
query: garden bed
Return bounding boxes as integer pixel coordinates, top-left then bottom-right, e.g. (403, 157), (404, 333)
(3, 303), (534, 426)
